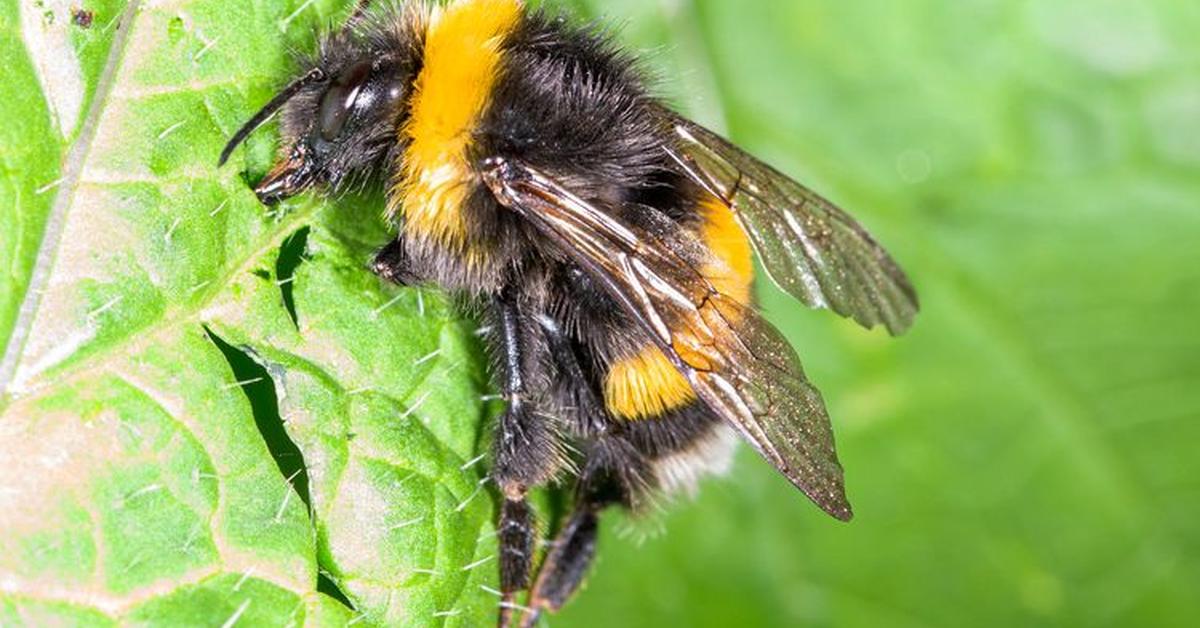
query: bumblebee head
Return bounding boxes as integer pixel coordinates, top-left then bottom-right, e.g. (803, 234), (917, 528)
(219, 34), (420, 205)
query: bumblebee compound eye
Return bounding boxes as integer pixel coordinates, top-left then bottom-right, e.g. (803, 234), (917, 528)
(318, 60), (372, 141)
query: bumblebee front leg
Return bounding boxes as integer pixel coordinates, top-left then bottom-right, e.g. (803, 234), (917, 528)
(487, 290), (562, 627)
(370, 236), (423, 286)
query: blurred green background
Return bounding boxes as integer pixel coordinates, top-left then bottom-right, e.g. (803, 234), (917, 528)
(552, 0), (1200, 626)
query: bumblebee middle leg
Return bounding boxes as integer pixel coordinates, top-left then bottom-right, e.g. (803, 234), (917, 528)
(487, 289), (564, 626)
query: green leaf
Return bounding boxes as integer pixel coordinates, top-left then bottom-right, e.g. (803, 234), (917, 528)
(0, 1), (494, 626)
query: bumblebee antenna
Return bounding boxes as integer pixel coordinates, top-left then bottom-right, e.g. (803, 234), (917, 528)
(217, 68), (326, 167)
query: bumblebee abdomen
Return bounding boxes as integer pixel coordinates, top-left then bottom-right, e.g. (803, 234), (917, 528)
(698, 195), (755, 305)
(604, 346), (697, 420)
(602, 194), (754, 421)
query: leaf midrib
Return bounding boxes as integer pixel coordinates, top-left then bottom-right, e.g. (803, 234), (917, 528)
(0, 0), (145, 398)
(0, 0), (332, 408)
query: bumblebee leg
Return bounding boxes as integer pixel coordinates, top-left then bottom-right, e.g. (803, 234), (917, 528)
(520, 473), (609, 626)
(488, 291), (561, 627)
(538, 316), (607, 437)
(506, 320), (639, 624)
(521, 516), (599, 627)
(369, 237), (422, 286)
(521, 433), (648, 627)
(497, 494), (535, 628)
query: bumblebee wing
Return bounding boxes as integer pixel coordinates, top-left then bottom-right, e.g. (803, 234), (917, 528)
(481, 158), (852, 521)
(664, 115), (919, 336)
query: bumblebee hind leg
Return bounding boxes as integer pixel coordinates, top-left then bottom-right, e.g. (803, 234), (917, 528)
(521, 395), (733, 624)
(516, 433), (649, 628)
(518, 323), (652, 626)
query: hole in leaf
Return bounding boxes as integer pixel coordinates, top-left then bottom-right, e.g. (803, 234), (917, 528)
(206, 327), (356, 611)
(205, 327), (311, 511)
(276, 227), (310, 328)
(318, 572), (356, 610)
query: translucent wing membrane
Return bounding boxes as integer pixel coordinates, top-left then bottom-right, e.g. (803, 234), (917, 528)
(664, 115), (919, 336)
(685, 296), (851, 519)
(481, 158), (852, 520)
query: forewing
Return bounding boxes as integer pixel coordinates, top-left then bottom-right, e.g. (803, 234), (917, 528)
(481, 158), (852, 520)
(665, 115), (919, 336)
(685, 294), (852, 520)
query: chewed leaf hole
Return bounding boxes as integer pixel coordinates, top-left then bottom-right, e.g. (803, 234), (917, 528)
(206, 326), (357, 612)
(276, 227), (310, 328)
(319, 571), (356, 610)
(205, 327), (311, 511)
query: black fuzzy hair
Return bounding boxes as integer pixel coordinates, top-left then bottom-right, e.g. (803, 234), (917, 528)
(274, 5), (426, 193)
(478, 9), (666, 197)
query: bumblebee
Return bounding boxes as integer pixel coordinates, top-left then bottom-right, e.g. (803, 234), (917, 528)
(220, 0), (918, 624)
